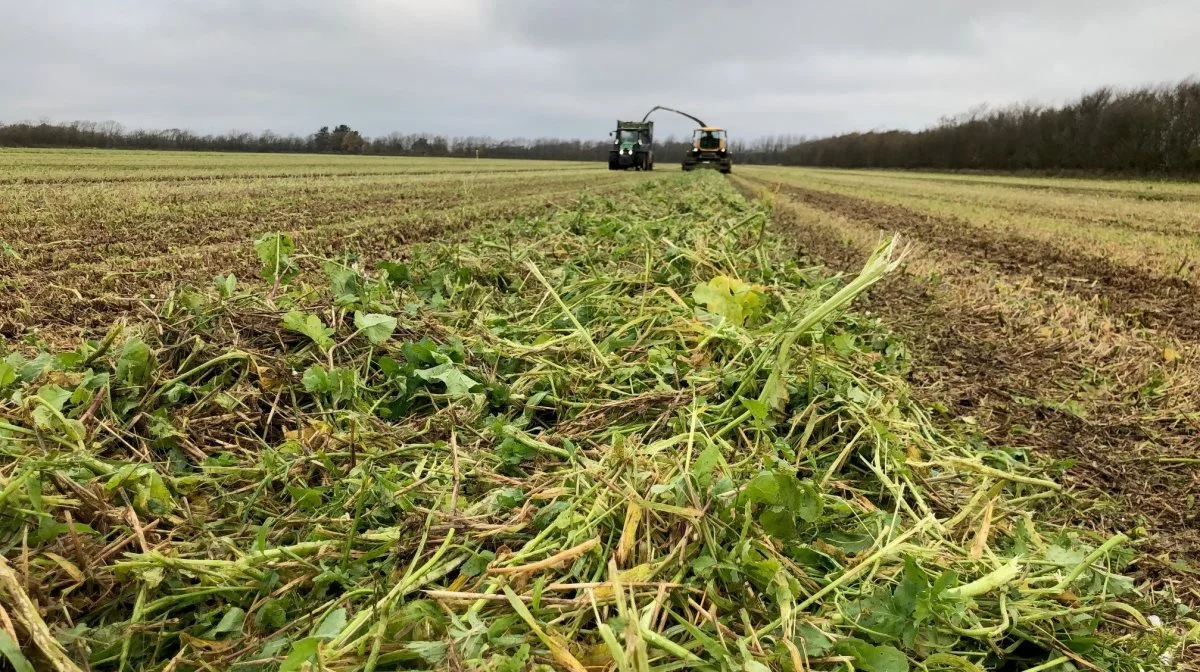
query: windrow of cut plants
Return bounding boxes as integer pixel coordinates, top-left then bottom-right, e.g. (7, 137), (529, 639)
(0, 173), (1175, 671)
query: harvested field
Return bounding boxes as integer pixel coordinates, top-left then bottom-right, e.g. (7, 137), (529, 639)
(0, 152), (643, 347)
(737, 167), (1200, 602)
(0, 151), (1194, 670)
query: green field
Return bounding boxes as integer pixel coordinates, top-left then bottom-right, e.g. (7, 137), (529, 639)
(0, 150), (1194, 671)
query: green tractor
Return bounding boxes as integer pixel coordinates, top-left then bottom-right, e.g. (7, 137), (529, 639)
(609, 121), (654, 171)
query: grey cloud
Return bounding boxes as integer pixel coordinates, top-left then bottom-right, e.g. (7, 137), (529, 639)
(2, 0), (1198, 141)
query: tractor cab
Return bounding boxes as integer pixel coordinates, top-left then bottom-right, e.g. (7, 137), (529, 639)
(694, 127), (727, 152)
(683, 126), (732, 173)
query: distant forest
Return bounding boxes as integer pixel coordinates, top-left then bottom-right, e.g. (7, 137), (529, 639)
(2, 79), (1198, 172)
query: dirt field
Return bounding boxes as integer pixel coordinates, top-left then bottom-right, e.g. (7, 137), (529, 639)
(736, 166), (1200, 594)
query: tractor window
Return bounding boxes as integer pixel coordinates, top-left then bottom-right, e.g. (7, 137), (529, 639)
(696, 130), (724, 150)
(617, 130), (640, 143)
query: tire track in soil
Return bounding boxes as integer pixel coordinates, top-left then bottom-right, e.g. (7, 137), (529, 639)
(764, 181), (1200, 340)
(799, 179), (1200, 240)
(733, 175), (1200, 591)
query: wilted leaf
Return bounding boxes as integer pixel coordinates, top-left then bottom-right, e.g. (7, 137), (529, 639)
(693, 275), (764, 327)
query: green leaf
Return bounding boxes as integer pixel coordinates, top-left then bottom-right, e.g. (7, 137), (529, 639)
(836, 639), (909, 672)
(116, 338), (154, 386)
(255, 232), (296, 284)
(301, 365), (357, 403)
(740, 397), (769, 422)
(691, 554), (718, 578)
(280, 637), (320, 672)
(354, 311), (397, 345)
(414, 363), (480, 396)
(795, 623), (833, 656)
(287, 486), (323, 512)
(324, 261), (362, 304)
(214, 274), (237, 298)
(405, 641), (448, 664)
(0, 360), (16, 389)
(313, 607), (347, 639)
(283, 312), (335, 351)
(254, 601), (288, 631)
(462, 550), (495, 577)
(31, 384), (71, 428)
(379, 261), (411, 286)
(692, 275), (764, 327)
(692, 444), (722, 487)
(743, 471), (780, 505)
(206, 607), (246, 639)
(788, 479), (823, 522)
(0, 630), (34, 672)
(760, 508), (798, 539)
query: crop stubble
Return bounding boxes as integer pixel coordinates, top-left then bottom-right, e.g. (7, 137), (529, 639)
(0, 155), (649, 346)
(736, 167), (1200, 592)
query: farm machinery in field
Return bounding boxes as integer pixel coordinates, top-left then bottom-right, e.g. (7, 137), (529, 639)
(609, 106), (732, 174)
(609, 120), (655, 171)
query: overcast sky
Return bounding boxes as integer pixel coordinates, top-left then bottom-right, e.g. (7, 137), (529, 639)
(3, 0), (1198, 141)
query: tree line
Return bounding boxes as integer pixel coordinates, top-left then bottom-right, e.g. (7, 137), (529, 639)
(746, 79), (1200, 173)
(3, 78), (1198, 172)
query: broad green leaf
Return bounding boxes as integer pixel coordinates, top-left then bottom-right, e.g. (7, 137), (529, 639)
(313, 607), (347, 639)
(795, 623), (834, 656)
(255, 232), (296, 283)
(760, 508), (798, 539)
(743, 471), (780, 505)
(206, 607), (246, 639)
(462, 550), (495, 577)
(405, 641), (448, 664)
(414, 363), (480, 396)
(0, 360), (16, 389)
(287, 486), (323, 512)
(692, 275), (764, 327)
(31, 384), (71, 428)
(214, 274), (236, 298)
(0, 630), (34, 672)
(116, 338), (153, 386)
(785, 478), (823, 522)
(255, 601), (288, 631)
(740, 397), (769, 422)
(354, 311), (397, 345)
(379, 261), (411, 286)
(301, 365), (356, 403)
(280, 637), (319, 672)
(283, 311), (335, 351)
(692, 443), (723, 487)
(836, 639), (909, 672)
(324, 261), (362, 303)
